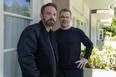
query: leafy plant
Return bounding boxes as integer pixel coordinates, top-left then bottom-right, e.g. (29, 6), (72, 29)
(81, 46), (116, 70)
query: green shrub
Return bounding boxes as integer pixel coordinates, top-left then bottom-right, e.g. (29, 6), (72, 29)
(81, 46), (116, 70)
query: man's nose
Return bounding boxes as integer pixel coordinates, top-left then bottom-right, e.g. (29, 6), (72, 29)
(63, 17), (67, 20)
(51, 14), (55, 19)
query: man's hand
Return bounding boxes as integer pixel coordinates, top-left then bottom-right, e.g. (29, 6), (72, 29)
(75, 58), (88, 69)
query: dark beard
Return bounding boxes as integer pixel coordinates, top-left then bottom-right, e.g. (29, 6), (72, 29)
(43, 18), (56, 27)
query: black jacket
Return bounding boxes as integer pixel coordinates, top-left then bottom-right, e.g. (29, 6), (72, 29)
(17, 21), (58, 77)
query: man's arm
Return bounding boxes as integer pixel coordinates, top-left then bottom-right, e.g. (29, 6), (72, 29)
(81, 31), (93, 59)
(17, 26), (40, 77)
(75, 30), (93, 69)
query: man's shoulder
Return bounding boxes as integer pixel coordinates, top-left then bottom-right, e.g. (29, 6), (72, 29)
(25, 23), (41, 31)
(21, 23), (41, 35)
(55, 28), (60, 32)
(27, 23), (40, 29)
(71, 27), (83, 32)
(55, 27), (83, 32)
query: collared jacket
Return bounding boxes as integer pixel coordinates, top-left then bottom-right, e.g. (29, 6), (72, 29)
(17, 21), (58, 77)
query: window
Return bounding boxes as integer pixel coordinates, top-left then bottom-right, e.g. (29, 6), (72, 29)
(4, 16), (30, 49)
(4, 0), (31, 17)
(3, 0), (32, 77)
(72, 17), (80, 28)
(4, 0), (32, 49)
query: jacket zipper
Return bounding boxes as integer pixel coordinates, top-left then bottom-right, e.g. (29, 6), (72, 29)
(48, 36), (56, 77)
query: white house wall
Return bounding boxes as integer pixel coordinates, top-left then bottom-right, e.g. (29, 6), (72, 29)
(70, 0), (90, 36)
(83, 3), (90, 36)
(70, 0), (83, 14)
(31, 0), (41, 24)
(83, 3), (89, 20)
(70, 0), (89, 19)
(42, 0), (52, 4)
(0, 0), (4, 49)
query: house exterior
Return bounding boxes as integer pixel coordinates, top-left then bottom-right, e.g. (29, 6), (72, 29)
(0, 0), (115, 77)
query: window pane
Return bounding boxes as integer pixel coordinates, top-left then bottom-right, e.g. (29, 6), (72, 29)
(4, 51), (22, 77)
(4, 0), (31, 17)
(4, 16), (31, 49)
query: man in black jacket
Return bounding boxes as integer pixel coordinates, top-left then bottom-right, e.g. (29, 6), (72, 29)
(17, 3), (58, 77)
(55, 8), (93, 77)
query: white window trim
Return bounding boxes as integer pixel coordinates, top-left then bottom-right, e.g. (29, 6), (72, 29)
(4, 12), (33, 20)
(0, 0), (4, 76)
(4, 48), (16, 53)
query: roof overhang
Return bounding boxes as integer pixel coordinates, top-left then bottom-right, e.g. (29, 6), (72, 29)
(84, 0), (116, 10)
(84, 0), (116, 26)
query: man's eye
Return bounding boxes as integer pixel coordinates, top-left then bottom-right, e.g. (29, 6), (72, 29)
(66, 17), (69, 19)
(47, 12), (51, 15)
(53, 14), (56, 16)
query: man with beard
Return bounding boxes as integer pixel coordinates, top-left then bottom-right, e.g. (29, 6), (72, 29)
(55, 8), (93, 77)
(17, 3), (58, 77)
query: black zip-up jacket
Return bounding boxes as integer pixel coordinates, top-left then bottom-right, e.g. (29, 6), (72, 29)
(17, 21), (58, 77)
